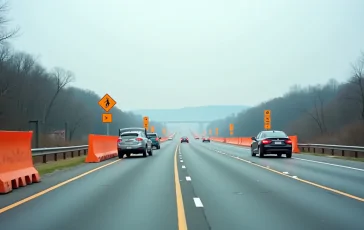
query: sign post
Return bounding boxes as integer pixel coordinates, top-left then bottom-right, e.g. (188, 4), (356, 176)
(215, 128), (219, 136)
(143, 116), (149, 131)
(264, 110), (271, 130)
(229, 123), (234, 136)
(98, 93), (116, 135)
(151, 126), (155, 133)
(209, 129), (212, 135)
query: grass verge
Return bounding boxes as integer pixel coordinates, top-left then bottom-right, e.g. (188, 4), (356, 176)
(301, 152), (364, 162)
(35, 156), (86, 175)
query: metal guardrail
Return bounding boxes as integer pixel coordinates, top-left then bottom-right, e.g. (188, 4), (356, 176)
(32, 145), (89, 163)
(298, 143), (364, 158)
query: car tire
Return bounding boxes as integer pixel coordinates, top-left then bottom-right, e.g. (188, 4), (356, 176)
(157, 145), (160, 149)
(251, 146), (256, 156)
(148, 146), (153, 156)
(143, 146), (148, 157)
(286, 152), (292, 158)
(277, 153), (282, 158)
(118, 150), (124, 159)
(258, 146), (264, 158)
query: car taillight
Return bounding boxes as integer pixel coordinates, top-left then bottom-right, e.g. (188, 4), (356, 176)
(136, 137), (143, 141)
(155, 137), (159, 141)
(262, 139), (272, 145)
(285, 139), (292, 144)
(117, 138), (122, 143)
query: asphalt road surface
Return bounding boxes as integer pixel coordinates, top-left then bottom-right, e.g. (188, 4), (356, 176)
(0, 135), (364, 230)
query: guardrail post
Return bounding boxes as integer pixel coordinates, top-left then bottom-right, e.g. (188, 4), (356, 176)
(71, 151), (74, 158)
(54, 153), (58, 161)
(43, 155), (46, 163)
(321, 148), (324, 154)
(78, 150), (81, 156)
(342, 150), (344, 157)
(63, 152), (66, 160)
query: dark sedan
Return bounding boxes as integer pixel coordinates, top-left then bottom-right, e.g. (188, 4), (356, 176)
(180, 136), (189, 143)
(251, 130), (292, 158)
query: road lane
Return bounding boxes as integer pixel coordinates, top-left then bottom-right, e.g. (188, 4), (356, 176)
(180, 141), (364, 230)
(0, 141), (174, 209)
(199, 140), (364, 198)
(209, 140), (364, 170)
(0, 140), (178, 230)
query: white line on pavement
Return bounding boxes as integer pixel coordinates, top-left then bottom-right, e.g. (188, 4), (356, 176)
(182, 165), (186, 168)
(293, 157), (364, 172)
(193, 198), (204, 207)
(186, 176), (191, 181)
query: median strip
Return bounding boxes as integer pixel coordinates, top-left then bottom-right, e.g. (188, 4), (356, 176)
(35, 156), (86, 175)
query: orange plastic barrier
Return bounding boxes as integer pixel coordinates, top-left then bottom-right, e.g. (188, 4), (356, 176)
(289, 135), (300, 153)
(85, 134), (118, 163)
(0, 131), (41, 194)
(211, 135), (300, 154)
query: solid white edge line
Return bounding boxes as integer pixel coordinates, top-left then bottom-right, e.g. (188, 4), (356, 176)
(182, 165), (186, 168)
(186, 176), (191, 181)
(293, 157), (364, 172)
(283, 172), (289, 174)
(193, 198), (203, 207)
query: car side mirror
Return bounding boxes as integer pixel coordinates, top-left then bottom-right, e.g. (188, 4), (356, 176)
(251, 137), (256, 141)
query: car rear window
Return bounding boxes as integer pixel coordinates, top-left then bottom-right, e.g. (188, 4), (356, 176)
(265, 132), (287, 138)
(148, 133), (157, 137)
(120, 133), (139, 138)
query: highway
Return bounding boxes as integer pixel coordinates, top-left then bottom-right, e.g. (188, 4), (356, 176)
(1, 135), (364, 230)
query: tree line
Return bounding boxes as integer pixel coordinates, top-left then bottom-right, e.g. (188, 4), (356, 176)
(0, 2), (164, 147)
(207, 52), (364, 145)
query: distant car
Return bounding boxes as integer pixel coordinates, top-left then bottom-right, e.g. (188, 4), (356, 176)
(202, 137), (210, 142)
(195, 136), (199, 140)
(147, 132), (162, 149)
(250, 130), (292, 158)
(117, 131), (153, 158)
(180, 136), (189, 143)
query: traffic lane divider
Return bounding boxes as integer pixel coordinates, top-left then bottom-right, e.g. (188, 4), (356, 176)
(210, 136), (300, 153)
(0, 131), (41, 194)
(85, 134), (118, 163)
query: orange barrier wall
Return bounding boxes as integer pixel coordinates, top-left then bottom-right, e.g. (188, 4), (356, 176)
(210, 135), (300, 153)
(85, 134), (118, 163)
(0, 131), (41, 194)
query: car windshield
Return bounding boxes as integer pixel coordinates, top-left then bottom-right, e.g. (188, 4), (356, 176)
(265, 131), (287, 138)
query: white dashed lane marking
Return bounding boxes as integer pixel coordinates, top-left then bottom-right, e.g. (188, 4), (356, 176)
(182, 165), (186, 169)
(186, 176), (191, 181)
(180, 160), (183, 162)
(193, 198), (204, 207)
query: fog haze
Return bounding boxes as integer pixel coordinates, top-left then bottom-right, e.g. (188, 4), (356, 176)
(8, 0), (364, 110)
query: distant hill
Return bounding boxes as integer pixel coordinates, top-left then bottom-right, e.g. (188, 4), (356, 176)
(131, 105), (250, 122)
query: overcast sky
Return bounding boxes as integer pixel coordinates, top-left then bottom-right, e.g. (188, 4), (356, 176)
(8, 0), (364, 110)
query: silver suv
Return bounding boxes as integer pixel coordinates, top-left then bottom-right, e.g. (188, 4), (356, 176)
(117, 131), (153, 158)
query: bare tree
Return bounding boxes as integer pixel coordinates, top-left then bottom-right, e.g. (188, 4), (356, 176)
(0, 1), (20, 43)
(296, 86), (327, 134)
(346, 52), (364, 120)
(43, 67), (75, 125)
